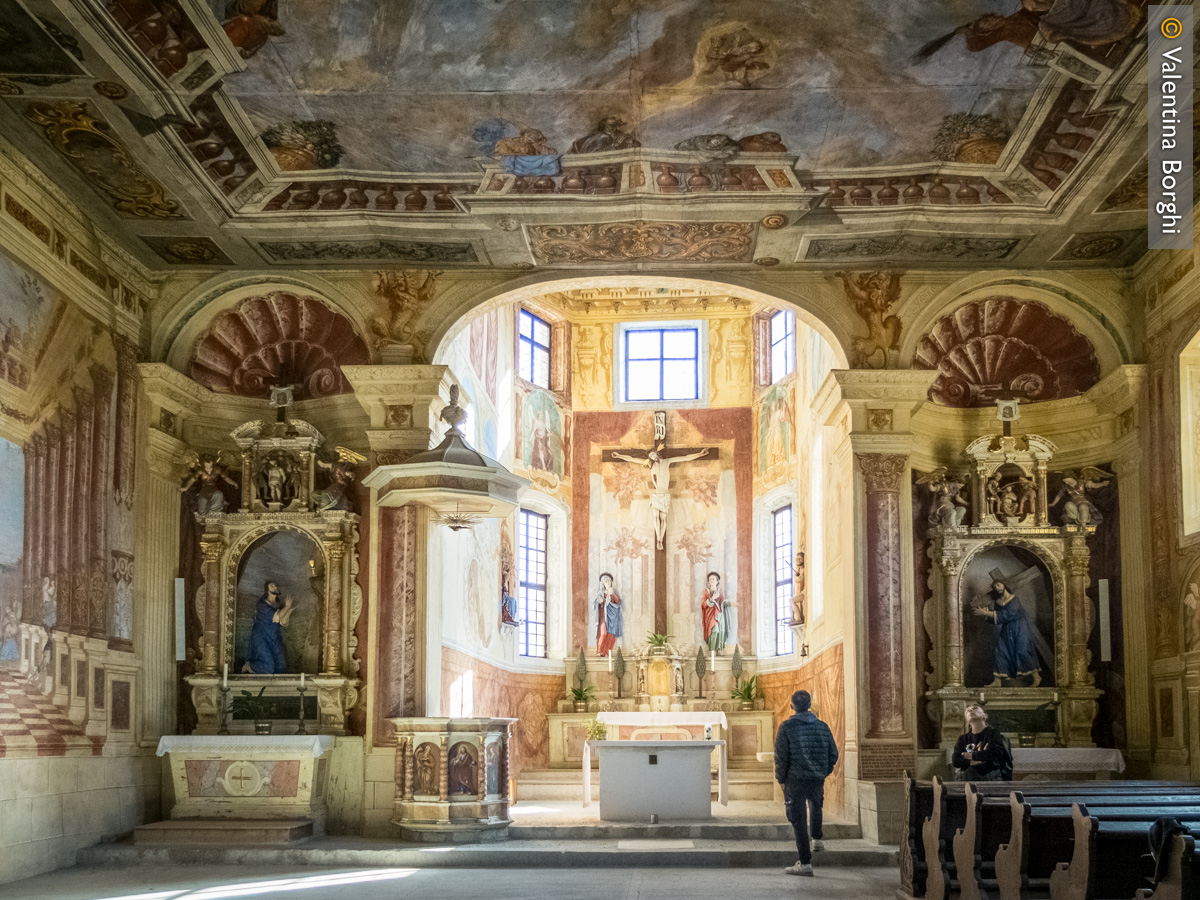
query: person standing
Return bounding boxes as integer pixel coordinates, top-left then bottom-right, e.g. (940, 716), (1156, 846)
(774, 690), (839, 877)
(951, 704), (1012, 781)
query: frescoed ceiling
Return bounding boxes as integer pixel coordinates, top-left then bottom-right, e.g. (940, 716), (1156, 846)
(0, 0), (1156, 273)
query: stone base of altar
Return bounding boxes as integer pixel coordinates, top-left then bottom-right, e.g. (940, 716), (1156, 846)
(134, 818), (316, 845)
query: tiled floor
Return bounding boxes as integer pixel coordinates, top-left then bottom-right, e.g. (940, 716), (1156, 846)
(0, 864), (902, 900)
(0, 668), (98, 757)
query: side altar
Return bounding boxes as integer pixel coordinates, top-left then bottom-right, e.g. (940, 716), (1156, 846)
(921, 413), (1111, 748)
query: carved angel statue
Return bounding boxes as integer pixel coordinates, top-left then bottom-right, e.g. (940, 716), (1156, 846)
(313, 446), (367, 512)
(1050, 467), (1113, 526)
(918, 467), (968, 528)
(370, 269), (440, 349)
(179, 451), (239, 519)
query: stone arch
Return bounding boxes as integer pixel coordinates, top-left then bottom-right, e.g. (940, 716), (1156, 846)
(425, 273), (852, 369)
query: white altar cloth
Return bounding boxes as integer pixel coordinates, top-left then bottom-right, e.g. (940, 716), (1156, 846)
(596, 711), (729, 729)
(583, 737), (727, 808)
(584, 740), (727, 819)
(157, 735), (335, 757)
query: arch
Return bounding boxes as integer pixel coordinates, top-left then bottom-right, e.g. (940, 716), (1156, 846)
(898, 274), (1130, 374)
(156, 272), (374, 369)
(427, 273), (851, 369)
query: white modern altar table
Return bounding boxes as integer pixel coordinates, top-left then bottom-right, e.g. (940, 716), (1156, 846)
(584, 740), (726, 821)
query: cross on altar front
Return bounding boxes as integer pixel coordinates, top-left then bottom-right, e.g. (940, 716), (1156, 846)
(603, 411), (721, 635)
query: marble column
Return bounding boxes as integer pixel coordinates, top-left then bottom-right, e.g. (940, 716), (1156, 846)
(56, 410), (76, 635)
(88, 367), (113, 641)
(196, 539), (224, 673)
(858, 452), (908, 737)
(1065, 533), (1094, 687)
(1114, 453), (1152, 765)
(323, 540), (346, 674)
(43, 424), (59, 629)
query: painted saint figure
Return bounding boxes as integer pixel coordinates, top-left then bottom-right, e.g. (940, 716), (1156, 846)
(449, 744), (477, 795)
(701, 572), (733, 652)
(594, 573), (622, 657)
(610, 447), (710, 549)
(243, 581), (294, 674)
(972, 578), (1040, 686)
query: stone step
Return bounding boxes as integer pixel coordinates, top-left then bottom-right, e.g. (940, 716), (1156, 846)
(81, 837), (897, 869)
(134, 818), (315, 845)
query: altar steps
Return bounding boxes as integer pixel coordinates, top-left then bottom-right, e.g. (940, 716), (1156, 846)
(134, 818), (316, 845)
(80, 836), (897, 869)
(516, 766), (776, 802)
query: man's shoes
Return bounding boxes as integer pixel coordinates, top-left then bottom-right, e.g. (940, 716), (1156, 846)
(785, 862), (814, 876)
(812, 840), (825, 852)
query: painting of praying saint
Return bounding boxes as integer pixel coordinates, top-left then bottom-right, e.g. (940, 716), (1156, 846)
(701, 572), (735, 653)
(0, 437), (23, 664)
(234, 530), (322, 674)
(758, 384), (793, 473)
(521, 390), (566, 478)
(594, 572), (623, 656)
(962, 545), (1056, 688)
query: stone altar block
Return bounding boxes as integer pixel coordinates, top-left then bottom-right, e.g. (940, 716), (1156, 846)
(157, 735), (335, 832)
(390, 717), (516, 842)
(588, 740), (725, 821)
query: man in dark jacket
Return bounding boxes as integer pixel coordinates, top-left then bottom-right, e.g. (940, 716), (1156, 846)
(774, 689), (839, 876)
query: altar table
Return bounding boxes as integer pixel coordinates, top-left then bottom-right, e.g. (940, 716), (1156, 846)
(585, 740), (726, 821)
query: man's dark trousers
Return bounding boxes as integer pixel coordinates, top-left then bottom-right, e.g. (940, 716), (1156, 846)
(784, 777), (824, 865)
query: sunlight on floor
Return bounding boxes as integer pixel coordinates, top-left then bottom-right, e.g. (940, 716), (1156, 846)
(93, 870), (416, 900)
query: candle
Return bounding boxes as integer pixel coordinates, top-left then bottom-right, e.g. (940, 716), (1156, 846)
(607, 654), (612, 672)
(222, 663), (227, 689)
(711, 650), (715, 674)
(300, 672), (305, 688)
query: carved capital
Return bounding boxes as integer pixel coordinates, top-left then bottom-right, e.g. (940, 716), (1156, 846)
(89, 365), (115, 402)
(857, 453), (906, 493)
(1065, 556), (1090, 577)
(113, 334), (139, 377)
(324, 541), (347, 563)
(200, 540), (224, 563)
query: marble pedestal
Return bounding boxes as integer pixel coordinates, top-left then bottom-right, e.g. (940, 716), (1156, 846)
(157, 735), (335, 833)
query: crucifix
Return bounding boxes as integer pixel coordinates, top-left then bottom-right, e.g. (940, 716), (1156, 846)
(603, 411), (720, 635)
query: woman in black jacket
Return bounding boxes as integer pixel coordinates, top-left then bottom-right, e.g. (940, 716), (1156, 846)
(952, 704), (1012, 781)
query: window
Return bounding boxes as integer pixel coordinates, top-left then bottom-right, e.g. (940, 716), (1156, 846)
(771, 310), (795, 383)
(518, 309), (551, 388)
(773, 505), (795, 656)
(517, 509), (549, 657)
(623, 327), (699, 402)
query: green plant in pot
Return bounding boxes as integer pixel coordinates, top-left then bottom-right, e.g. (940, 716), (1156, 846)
(731, 675), (758, 711)
(232, 686), (275, 734)
(570, 684), (596, 712)
(645, 632), (674, 655)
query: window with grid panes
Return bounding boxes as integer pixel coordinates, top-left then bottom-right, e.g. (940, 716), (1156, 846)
(623, 327), (699, 402)
(770, 310), (795, 383)
(517, 509), (549, 657)
(773, 505), (795, 655)
(518, 309), (551, 389)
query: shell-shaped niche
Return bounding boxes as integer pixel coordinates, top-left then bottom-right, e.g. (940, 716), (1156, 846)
(913, 297), (1100, 408)
(189, 291), (370, 400)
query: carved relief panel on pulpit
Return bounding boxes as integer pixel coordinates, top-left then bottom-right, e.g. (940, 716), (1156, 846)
(922, 432), (1105, 747)
(184, 416), (364, 735)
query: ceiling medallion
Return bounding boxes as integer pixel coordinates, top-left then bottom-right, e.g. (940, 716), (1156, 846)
(761, 214), (788, 230)
(754, 257), (780, 266)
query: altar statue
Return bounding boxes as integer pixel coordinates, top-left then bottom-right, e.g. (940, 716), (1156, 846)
(243, 581), (294, 674)
(972, 578), (1040, 685)
(500, 573), (519, 627)
(1050, 467), (1113, 526)
(594, 572), (622, 656)
(179, 451), (237, 519)
(701, 572), (733, 652)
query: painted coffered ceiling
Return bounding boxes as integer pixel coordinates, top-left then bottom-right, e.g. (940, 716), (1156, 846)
(0, 0), (1159, 274)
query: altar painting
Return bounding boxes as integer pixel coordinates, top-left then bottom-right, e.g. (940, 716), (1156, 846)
(233, 531), (322, 674)
(962, 544), (1056, 688)
(0, 437), (22, 663)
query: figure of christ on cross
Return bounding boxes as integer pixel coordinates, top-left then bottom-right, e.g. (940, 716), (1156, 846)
(603, 411), (721, 634)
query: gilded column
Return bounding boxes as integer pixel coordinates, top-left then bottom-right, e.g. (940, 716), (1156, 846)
(88, 367), (113, 640)
(197, 539), (224, 673)
(56, 410), (76, 635)
(323, 540), (346, 674)
(1066, 533), (1094, 687)
(858, 452), (908, 736)
(71, 387), (94, 636)
(939, 552), (964, 687)
(109, 336), (138, 648)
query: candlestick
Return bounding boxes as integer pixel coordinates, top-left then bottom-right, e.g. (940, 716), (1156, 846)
(218, 684), (231, 735)
(711, 649), (715, 674)
(296, 682), (308, 735)
(222, 663), (228, 689)
(607, 654), (612, 673)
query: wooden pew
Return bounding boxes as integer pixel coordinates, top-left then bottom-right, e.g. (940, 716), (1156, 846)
(1137, 832), (1196, 900)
